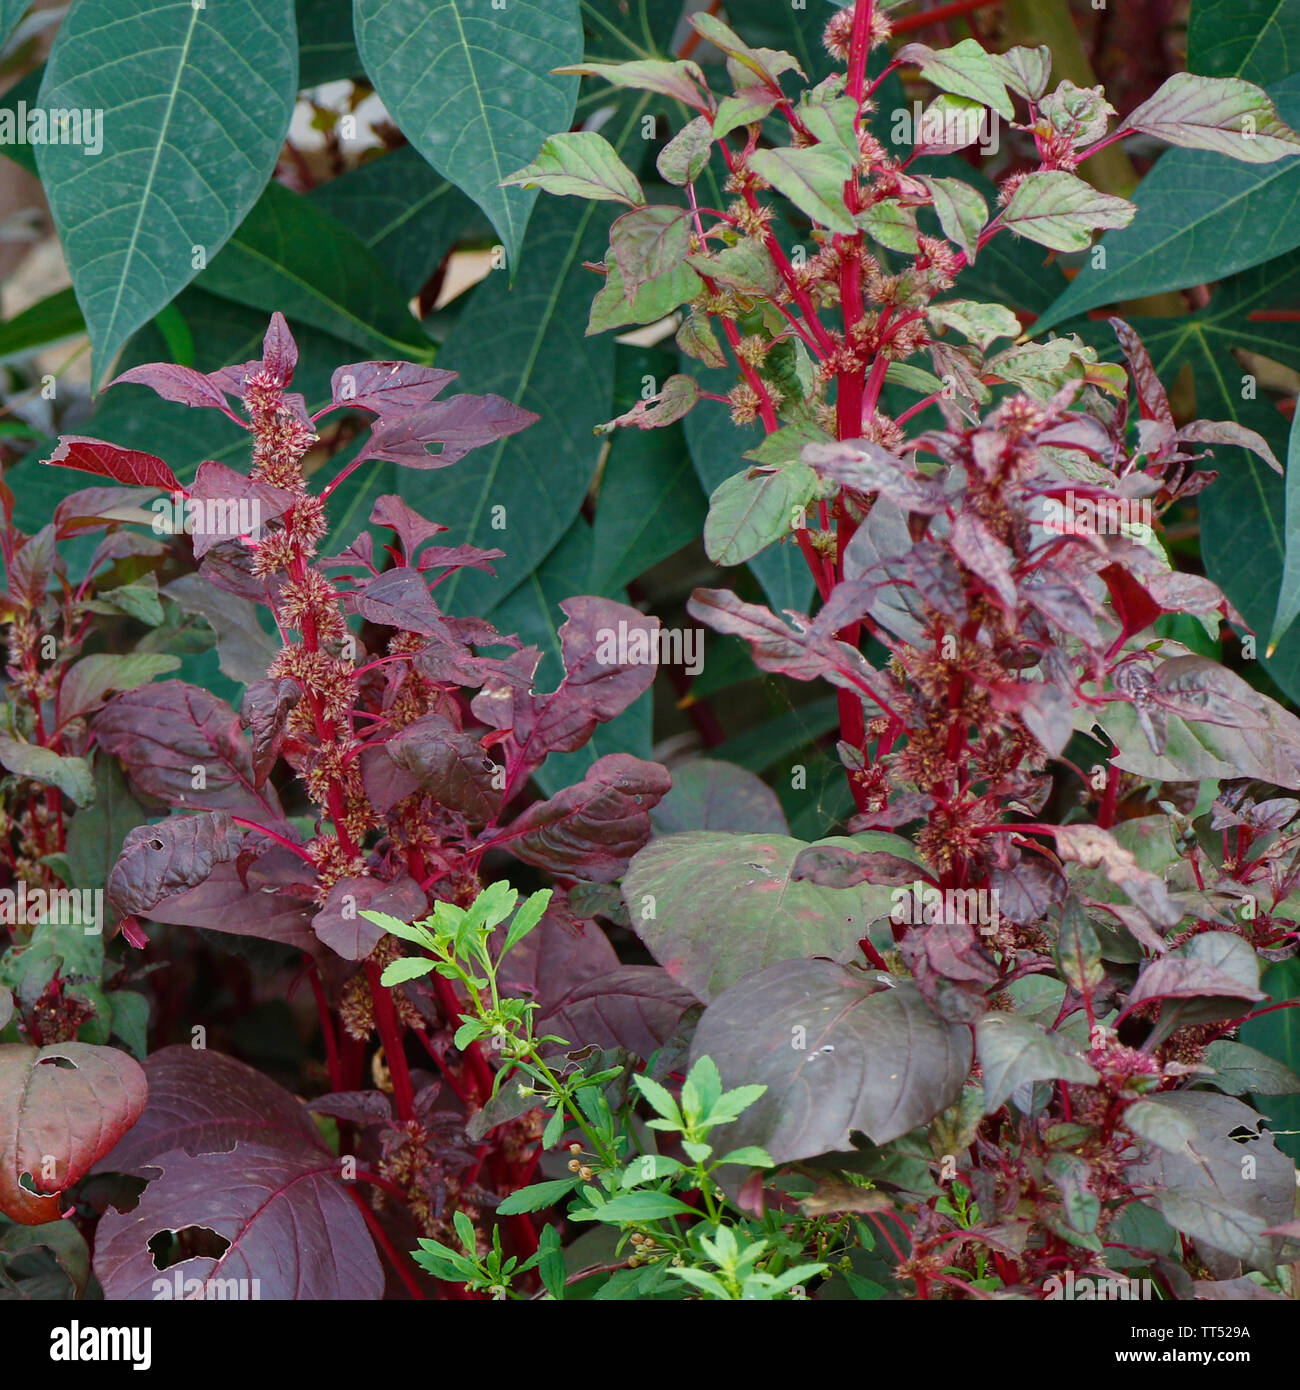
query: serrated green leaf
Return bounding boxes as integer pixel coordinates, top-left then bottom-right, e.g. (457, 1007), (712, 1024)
(504, 130), (644, 207)
(1001, 171), (1136, 253)
(747, 146), (857, 235)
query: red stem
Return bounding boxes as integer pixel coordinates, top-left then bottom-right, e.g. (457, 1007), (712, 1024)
(365, 959), (416, 1123)
(891, 0), (1003, 34)
(349, 1189), (428, 1300)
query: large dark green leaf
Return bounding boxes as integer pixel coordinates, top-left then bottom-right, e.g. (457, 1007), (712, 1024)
(399, 195), (616, 611)
(581, 0), (687, 58)
(0, 288), (84, 368)
(680, 359), (814, 613)
(590, 344), (707, 591)
(724, 0), (836, 84)
(297, 0), (361, 85)
(623, 830), (906, 1000)
(199, 181), (431, 358)
(486, 517), (652, 797)
(1188, 0), (1300, 87)
(353, 0), (582, 270)
(1036, 74), (1300, 331)
(1241, 958), (1300, 1161)
(36, 0), (298, 389)
(689, 961), (971, 1162)
(0, 2), (26, 51)
(1069, 256), (1300, 700)
(310, 146), (487, 297)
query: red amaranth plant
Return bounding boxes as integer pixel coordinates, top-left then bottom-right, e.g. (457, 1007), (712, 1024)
(14, 315), (689, 1297)
(499, 0), (1300, 1298)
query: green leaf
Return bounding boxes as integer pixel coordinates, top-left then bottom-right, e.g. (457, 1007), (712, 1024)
(590, 254), (702, 333)
(975, 1013), (1099, 1112)
(927, 300), (1021, 352)
(623, 830), (912, 1001)
(657, 115), (714, 186)
(504, 131), (645, 207)
(200, 181), (430, 357)
(1001, 171), (1136, 253)
(716, 1145), (774, 1168)
(610, 205), (691, 300)
(354, 0), (582, 271)
(988, 44), (1053, 102)
(310, 146), (485, 297)
(589, 347), (708, 591)
(897, 38), (1014, 120)
(619, 1154), (684, 1186)
(496, 1178), (582, 1215)
(1119, 72), (1300, 162)
(747, 146), (857, 234)
(858, 201), (920, 253)
(403, 195), (616, 611)
(1241, 958), (1300, 1160)
(1270, 405), (1300, 651)
(714, 86), (781, 141)
(568, 1190), (697, 1223)
(679, 360), (814, 614)
(631, 1072), (683, 1126)
(1203, 1039), (1300, 1096)
(380, 958), (435, 986)
(360, 909), (436, 947)
(0, 1), (26, 51)
(0, 288), (85, 368)
(107, 991), (150, 1060)
(503, 888), (553, 955)
(1036, 73), (1300, 331)
(0, 736), (94, 807)
(1188, 0), (1300, 87)
(64, 758), (147, 895)
(563, 58), (707, 108)
(703, 462), (820, 567)
(1125, 1097), (1200, 1155)
(297, 0), (361, 84)
(917, 175), (988, 264)
(37, 0), (297, 389)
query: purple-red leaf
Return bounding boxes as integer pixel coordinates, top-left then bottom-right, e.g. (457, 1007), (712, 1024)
(312, 874), (428, 960)
(46, 437), (182, 492)
(359, 394), (537, 469)
(94, 681), (283, 820)
(330, 362), (457, 412)
(348, 567), (451, 638)
(260, 311), (298, 387)
(107, 812), (242, 919)
(108, 363), (249, 426)
(541, 966), (697, 1057)
(498, 753), (671, 881)
(383, 713), (502, 822)
(0, 1042), (147, 1224)
(369, 494), (446, 557)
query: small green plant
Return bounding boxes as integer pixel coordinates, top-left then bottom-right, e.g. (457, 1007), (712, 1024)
(364, 884), (833, 1300)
